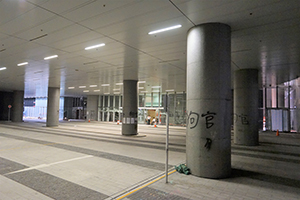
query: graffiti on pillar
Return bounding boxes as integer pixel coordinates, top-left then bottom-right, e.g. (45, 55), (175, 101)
(201, 111), (216, 129)
(204, 138), (212, 150)
(234, 113), (249, 125)
(186, 111), (199, 129)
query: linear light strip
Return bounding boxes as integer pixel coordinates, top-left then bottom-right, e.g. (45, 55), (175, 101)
(18, 62), (28, 66)
(85, 43), (105, 50)
(44, 55), (58, 60)
(148, 25), (182, 35)
(0, 67), (6, 71)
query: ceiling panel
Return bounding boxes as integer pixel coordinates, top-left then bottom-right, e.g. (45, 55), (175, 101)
(16, 17), (73, 41)
(0, 7), (55, 35)
(0, 0), (300, 96)
(0, 0), (36, 25)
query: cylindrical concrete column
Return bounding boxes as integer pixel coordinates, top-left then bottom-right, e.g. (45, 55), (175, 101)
(46, 87), (60, 127)
(12, 90), (24, 122)
(186, 23), (231, 178)
(87, 95), (99, 121)
(234, 69), (259, 145)
(122, 80), (138, 135)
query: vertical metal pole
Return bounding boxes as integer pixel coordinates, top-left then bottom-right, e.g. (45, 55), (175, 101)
(264, 87), (268, 130)
(276, 86), (279, 108)
(151, 92), (153, 107)
(288, 86), (291, 132)
(113, 95), (116, 122)
(165, 93), (169, 183)
(8, 107), (11, 121)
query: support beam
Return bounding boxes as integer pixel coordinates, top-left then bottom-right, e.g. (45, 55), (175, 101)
(234, 69), (259, 146)
(46, 87), (60, 127)
(122, 80), (138, 136)
(186, 23), (231, 178)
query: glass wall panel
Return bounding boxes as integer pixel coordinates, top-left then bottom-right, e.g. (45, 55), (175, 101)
(175, 93), (186, 125)
(98, 96), (103, 109)
(145, 93), (151, 107)
(115, 96), (119, 109)
(104, 96), (108, 107)
(138, 95), (144, 107)
(109, 96), (114, 110)
(152, 92), (159, 107)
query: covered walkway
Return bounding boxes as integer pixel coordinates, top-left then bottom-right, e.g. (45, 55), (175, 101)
(0, 121), (299, 199)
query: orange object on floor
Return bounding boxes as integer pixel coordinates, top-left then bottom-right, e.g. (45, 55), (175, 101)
(276, 129), (279, 136)
(88, 119), (90, 122)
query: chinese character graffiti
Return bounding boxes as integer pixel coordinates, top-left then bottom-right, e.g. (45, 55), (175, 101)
(187, 111), (199, 129)
(201, 111), (216, 129)
(234, 113), (249, 125)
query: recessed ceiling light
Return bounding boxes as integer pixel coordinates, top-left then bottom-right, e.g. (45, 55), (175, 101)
(114, 92), (120, 94)
(138, 87), (144, 89)
(90, 85), (97, 87)
(138, 81), (146, 83)
(152, 90), (160, 92)
(148, 25), (182, 35)
(141, 91), (148, 93)
(104, 93), (110, 95)
(83, 90), (89, 92)
(85, 43), (105, 50)
(166, 89), (175, 92)
(44, 55), (58, 60)
(68, 87), (75, 89)
(94, 89), (100, 92)
(113, 89), (120, 91)
(0, 67), (6, 71)
(116, 83), (123, 85)
(152, 86), (161, 88)
(101, 84), (110, 86)
(18, 62), (28, 66)
(79, 86), (86, 88)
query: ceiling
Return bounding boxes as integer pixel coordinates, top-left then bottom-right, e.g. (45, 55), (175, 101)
(0, 0), (299, 98)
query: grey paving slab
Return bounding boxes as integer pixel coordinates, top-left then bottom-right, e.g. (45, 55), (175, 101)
(0, 132), (169, 171)
(128, 186), (191, 200)
(6, 169), (109, 200)
(0, 157), (27, 175)
(0, 175), (54, 200)
(1, 121), (300, 200)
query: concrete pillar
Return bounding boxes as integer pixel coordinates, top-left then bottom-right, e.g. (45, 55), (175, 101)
(186, 23), (231, 178)
(234, 69), (259, 145)
(46, 87), (60, 127)
(122, 80), (138, 135)
(12, 90), (24, 122)
(87, 95), (98, 121)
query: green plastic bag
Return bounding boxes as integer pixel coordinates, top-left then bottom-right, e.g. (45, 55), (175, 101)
(175, 164), (190, 175)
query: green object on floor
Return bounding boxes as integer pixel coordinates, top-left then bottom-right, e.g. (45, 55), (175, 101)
(175, 164), (190, 175)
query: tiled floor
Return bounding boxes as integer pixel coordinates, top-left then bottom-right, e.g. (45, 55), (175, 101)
(0, 120), (299, 199)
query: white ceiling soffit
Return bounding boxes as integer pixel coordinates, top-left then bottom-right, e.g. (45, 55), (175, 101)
(0, 0), (299, 97)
